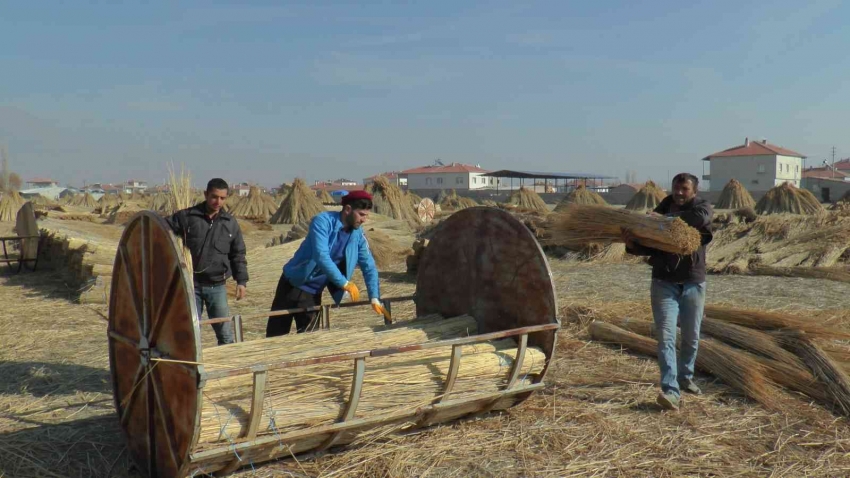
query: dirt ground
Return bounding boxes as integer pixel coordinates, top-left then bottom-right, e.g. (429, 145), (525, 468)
(3, 217), (850, 477)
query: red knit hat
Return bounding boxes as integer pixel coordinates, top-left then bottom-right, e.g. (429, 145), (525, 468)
(341, 190), (373, 206)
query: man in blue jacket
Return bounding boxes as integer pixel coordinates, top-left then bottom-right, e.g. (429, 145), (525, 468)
(624, 173), (713, 411)
(266, 190), (390, 337)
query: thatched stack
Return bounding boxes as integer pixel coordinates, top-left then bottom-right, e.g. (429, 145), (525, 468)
(554, 185), (607, 212)
(317, 189), (335, 205)
(507, 187), (549, 213)
(440, 190), (478, 211)
(38, 228), (117, 304)
(406, 191), (423, 209)
(0, 191), (24, 221)
(625, 181), (667, 211)
(68, 192), (98, 209)
(364, 228), (411, 269)
(716, 179), (756, 210)
(270, 178), (324, 224)
(756, 182), (824, 215)
(228, 186), (278, 221)
(26, 194), (54, 208)
(368, 176), (421, 227)
(96, 194), (120, 214)
(106, 203), (145, 225)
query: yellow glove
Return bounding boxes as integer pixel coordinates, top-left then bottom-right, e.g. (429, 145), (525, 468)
(371, 298), (392, 322)
(342, 281), (360, 302)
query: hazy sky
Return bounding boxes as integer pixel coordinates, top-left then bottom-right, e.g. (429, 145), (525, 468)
(2, 0), (848, 188)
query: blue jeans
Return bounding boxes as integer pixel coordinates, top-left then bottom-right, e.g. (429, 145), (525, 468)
(195, 284), (235, 345)
(650, 279), (706, 398)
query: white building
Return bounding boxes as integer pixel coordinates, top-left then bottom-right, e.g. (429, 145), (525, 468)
(126, 179), (148, 194)
(363, 172), (407, 188)
(702, 138), (805, 192)
(401, 163), (499, 190)
(26, 177), (60, 189)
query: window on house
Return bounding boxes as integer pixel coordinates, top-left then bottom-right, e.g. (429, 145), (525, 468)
(426, 178), (432, 185)
(796, 165), (800, 173)
(490, 178), (494, 185)
(472, 177), (477, 184)
(758, 164), (765, 173)
(456, 176), (464, 184)
(752, 179), (759, 185)
(437, 178), (443, 185)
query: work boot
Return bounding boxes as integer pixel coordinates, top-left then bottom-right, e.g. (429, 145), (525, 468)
(656, 392), (680, 411)
(679, 379), (702, 395)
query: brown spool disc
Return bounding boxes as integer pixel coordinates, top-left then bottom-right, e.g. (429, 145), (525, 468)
(417, 197), (436, 223)
(108, 212), (201, 478)
(415, 207), (559, 395)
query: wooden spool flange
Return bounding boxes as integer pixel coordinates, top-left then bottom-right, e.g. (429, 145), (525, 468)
(108, 212), (202, 478)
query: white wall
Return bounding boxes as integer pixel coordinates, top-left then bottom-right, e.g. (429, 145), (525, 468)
(706, 155), (802, 192)
(407, 172), (500, 190)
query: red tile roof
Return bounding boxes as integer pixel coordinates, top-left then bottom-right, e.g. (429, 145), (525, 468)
(703, 139), (805, 160)
(832, 159), (850, 171)
(401, 163), (489, 174)
(802, 167), (849, 179)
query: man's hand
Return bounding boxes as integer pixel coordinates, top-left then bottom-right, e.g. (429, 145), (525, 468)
(371, 298), (391, 322)
(236, 284), (247, 301)
(620, 227), (637, 248)
(343, 282), (361, 302)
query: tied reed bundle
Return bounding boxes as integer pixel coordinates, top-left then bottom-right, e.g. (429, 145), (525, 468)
(317, 188), (335, 204)
(704, 305), (850, 340)
(625, 181), (666, 211)
(755, 182), (824, 215)
(700, 317), (804, 368)
(548, 204), (701, 255)
(368, 176), (421, 228)
(554, 185), (607, 212)
(716, 179), (756, 210)
(779, 330), (850, 415)
(228, 186), (278, 221)
(68, 192), (98, 209)
(0, 191), (24, 222)
(364, 228), (410, 269)
(270, 178), (324, 224)
(507, 187), (549, 213)
(440, 190), (478, 211)
(168, 163), (195, 278)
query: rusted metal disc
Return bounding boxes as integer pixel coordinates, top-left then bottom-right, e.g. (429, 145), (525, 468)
(415, 207), (559, 387)
(417, 198), (436, 224)
(108, 212), (202, 478)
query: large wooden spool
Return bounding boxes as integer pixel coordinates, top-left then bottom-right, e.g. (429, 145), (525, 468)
(108, 208), (559, 477)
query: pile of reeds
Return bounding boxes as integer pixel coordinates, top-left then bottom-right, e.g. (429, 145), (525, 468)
(406, 190), (423, 208)
(317, 188), (335, 204)
(625, 181), (667, 211)
(147, 193), (170, 213)
(96, 194), (120, 215)
(554, 185), (607, 212)
(228, 186), (278, 221)
(547, 204), (702, 255)
(507, 186), (549, 213)
(37, 227), (117, 304)
(67, 192), (98, 209)
(270, 178), (324, 224)
(591, 304), (850, 416)
(368, 176), (421, 228)
(440, 189), (478, 211)
(105, 203), (144, 225)
(0, 191), (24, 221)
(716, 179), (756, 210)
(756, 182), (824, 215)
(194, 314), (546, 449)
(365, 228), (411, 269)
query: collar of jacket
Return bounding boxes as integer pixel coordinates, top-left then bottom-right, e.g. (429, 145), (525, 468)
(189, 202), (233, 220)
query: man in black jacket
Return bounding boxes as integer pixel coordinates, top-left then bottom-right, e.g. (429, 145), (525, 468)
(167, 178), (248, 345)
(624, 173), (713, 411)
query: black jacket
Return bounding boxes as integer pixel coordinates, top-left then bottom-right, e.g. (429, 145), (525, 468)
(166, 203), (248, 286)
(626, 196), (713, 284)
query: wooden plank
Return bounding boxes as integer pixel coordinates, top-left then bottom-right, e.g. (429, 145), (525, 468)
(245, 371), (268, 440)
(414, 343), (463, 428)
(316, 356), (366, 451)
(479, 333), (528, 415)
(199, 295), (417, 324)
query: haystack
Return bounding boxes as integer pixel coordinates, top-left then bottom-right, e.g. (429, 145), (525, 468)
(554, 185), (607, 212)
(365, 228), (410, 269)
(625, 181), (667, 211)
(406, 191), (422, 209)
(97, 194), (120, 212)
(229, 186), (278, 221)
(440, 190), (478, 211)
(68, 192), (98, 209)
(106, 203), (145, 225)
(755, 182), (824, 215)
(0, 191), (24, 222)
(507, 186), (548, 213)
(26, 194), (54, 208)
(270, 178), (324, 224)
(317, 189), (335, 205)
(368, 176), (421, 227)
(716, 179), (756, 210)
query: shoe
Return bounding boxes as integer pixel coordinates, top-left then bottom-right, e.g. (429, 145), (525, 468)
(679, 379), (702, 395)
(656, 392), (680, 411)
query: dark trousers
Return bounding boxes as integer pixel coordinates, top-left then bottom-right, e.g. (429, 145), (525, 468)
(266, 272), (323, 337)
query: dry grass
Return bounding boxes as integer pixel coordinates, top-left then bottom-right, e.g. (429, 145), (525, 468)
(625, 181), (666, 211)
(317, 189), (335, 204)
(229, 186), (279, 221)
(554, 185), (607, 211)
(364, 228), (411, 269)
(756, 182), (825, 215)
(439, 190), (478, 211)
(716, 179), (756, 210)
(0, 191), (23, 221)
(367, 176), (421, 228)
(506, 186), (548, 213)
(271, 178), (324, 224)
(67, 192), (98, 209)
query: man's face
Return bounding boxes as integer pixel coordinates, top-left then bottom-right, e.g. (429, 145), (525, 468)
(343, 205), (369, 229)
(205, 187), (228, 213)
(672, 179), (696, 206)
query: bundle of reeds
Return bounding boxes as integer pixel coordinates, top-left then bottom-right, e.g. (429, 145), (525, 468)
(756, 182), (824, 215)
(779, 331), (850, 415)
(195, 315), (545, 447)
(147, 193), (170, 213)
(700, 317), (803, 367)
(440, 190), (478, 211)
(0, 191), (24, 221)
(270, 178), (324, 224)
(285, 220), (310, 243)
(228, 186), (278, 221)
(716, 179), (756, 210)
(748, 265), (850, 284)
(554, 185), (607, 212)
(625, 181), (667, 211)
(97, 194), (120, 213)
(168, 165), (196, 277)
(67, 192), (98, 209)
(547, 204), (702, 255)
(368, 176), (421, 228)
(365, 228), (410, 269)
(317, 189), (335, 204)
(106, 203), (144, 225)
(507, 186), (548, 213)
(406, 190), (422, 209)
(704, 305), (850, 339)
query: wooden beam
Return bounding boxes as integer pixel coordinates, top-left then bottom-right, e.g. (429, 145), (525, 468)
(316, 356), (366, 451)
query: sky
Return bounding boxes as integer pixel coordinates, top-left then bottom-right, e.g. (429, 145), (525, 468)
(1, 0), (849, 189)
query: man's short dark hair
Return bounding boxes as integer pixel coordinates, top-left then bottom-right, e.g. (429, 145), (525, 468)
(346, 199), (373, 211)
(672, 173), (699, 190)
(206, 178), (229, 192)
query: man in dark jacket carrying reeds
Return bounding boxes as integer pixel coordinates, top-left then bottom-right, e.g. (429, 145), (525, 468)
(167, 178), (248, 345)
(624, 173), (713, 411)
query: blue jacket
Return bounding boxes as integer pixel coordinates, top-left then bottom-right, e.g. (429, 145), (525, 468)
(283, 211), (380, 304)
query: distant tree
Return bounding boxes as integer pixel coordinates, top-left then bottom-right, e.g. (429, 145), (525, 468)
(0, 171), (21, 192)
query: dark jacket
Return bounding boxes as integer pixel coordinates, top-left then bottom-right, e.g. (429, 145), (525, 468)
(166, 203), (248, 286)
(626, 195), (713, 284)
